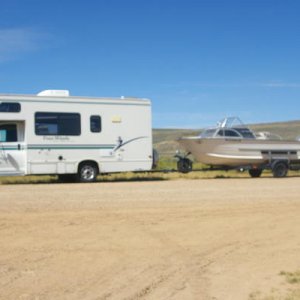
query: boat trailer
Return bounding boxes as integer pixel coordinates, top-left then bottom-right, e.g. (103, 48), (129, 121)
(174, 151), (300, 178)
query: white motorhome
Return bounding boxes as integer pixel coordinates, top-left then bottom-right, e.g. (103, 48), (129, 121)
(0, 90), (154, 182)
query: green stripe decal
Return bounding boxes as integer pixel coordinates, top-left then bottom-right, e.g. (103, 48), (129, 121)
(27, 145), (115, 150)
(2, 145), (115, 150)
(1, 147), (19, 150)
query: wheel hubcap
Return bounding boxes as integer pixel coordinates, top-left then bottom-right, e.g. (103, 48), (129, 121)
(81, 166), (95, 180)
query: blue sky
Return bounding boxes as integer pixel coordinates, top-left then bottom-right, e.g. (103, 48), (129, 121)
(0, 0), (300, 128)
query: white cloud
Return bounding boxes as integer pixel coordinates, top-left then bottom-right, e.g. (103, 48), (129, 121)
(161, 81), (300, 89)
(160, 82), (244, 89)
(0, 28), (46, 63)
(259, 82), (300, 88)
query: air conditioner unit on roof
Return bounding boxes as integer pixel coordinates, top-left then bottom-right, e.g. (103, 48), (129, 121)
(37, 90), (70, 97)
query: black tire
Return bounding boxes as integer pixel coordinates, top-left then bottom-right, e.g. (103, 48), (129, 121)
(272, 161), (288, 178)
(152, 149), (159, 169)
(248, 169), (263, 178)
(177, 158), (193, 173)
(77, 163), (98, 182)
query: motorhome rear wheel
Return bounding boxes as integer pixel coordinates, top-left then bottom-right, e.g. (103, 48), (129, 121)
(77, 162), (98, 183)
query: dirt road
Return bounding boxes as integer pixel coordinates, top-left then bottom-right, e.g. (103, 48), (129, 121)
(1, 178), (300, 300)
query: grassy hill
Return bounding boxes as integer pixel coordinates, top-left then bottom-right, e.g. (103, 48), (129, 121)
(153, 120), (300, 159)
(249, 120), (300, 139)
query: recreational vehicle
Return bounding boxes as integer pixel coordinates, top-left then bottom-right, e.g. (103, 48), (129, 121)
(0, 90), (154, 182)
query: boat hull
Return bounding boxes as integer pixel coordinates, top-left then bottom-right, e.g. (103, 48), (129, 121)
(178, 137), (300, 167)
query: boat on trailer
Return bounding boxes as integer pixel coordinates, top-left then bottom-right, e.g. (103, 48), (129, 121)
(177, 117), (300, 177)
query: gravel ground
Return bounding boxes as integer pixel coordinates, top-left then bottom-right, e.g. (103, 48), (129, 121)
(1, 178), (300, 300)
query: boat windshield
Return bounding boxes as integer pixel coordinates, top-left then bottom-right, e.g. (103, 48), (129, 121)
(218, 117), (245, 128)
(234, 128), (256, 139)
(200, 129), (218, 138)
(200, 117), (256, 139)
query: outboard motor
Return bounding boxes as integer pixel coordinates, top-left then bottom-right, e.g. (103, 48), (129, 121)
(175, 151), (193, 173)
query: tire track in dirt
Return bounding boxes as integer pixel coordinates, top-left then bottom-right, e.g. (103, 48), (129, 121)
(1, 179), (300, 299)
(121, 212), (245, 300)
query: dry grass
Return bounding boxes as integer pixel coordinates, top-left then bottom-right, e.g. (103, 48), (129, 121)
(249, 271), (300, 300)
(0, 175), (57, 185)
(2, 169), (300, 185)
(280, 271), (300, 285)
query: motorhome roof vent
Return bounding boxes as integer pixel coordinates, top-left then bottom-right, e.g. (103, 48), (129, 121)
(37, 90), (70, 97)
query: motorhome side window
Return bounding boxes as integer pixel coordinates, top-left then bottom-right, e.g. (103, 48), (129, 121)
(35, 112), (81, 136)
(90, 115), (101, 132)
(0, 102), (21, 112)
(0, 124), (17, 142)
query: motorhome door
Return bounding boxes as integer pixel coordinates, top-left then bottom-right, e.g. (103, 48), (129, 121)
(0, 122), (26, 176)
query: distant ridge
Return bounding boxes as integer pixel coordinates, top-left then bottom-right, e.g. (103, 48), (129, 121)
(153, 119), (300, 158)
(249, 120), (300, 140)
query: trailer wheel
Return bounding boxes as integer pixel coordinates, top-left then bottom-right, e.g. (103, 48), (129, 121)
(177, 158), (193, 173)
(77, 162), (98, 182)
(272, 161), (288, 178)
(248, 169), (263, 178)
